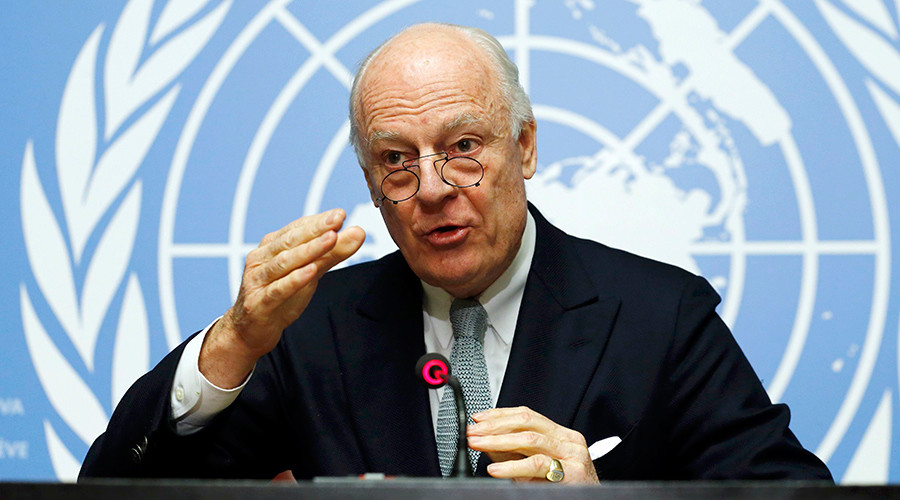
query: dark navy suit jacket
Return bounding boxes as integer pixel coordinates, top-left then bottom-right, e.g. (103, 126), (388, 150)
(80, 205), (832, 481)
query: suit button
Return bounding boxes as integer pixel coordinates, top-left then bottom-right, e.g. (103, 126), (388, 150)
(130, 446), (142, 463)
(131, 435), (148, 464)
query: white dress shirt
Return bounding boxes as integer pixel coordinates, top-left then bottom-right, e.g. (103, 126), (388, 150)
(421, 211), (535, 434)
(171, 212), (536, 437)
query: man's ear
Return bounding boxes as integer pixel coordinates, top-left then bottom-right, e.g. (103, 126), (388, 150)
(518, 119), (537, 179)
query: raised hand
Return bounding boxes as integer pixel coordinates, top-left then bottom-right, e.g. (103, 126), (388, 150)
(199, 208), (365, 388)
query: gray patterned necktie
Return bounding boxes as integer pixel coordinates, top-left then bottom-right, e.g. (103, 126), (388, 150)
(436, 298), (492, 477)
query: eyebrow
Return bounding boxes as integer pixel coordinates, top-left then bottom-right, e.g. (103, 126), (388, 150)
(366, 129), (399, 148)
(366, 113), (483, 148)
(445, 112), (482, 131)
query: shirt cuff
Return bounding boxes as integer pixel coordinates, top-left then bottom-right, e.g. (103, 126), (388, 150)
(170, 317), (254, 435)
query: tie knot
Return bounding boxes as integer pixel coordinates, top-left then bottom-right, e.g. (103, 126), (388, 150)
(450, 298), (488, 340)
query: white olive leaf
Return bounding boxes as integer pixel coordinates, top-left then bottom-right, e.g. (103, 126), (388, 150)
(112, 273), (150, 409)
(44, 420), (81, 482)
(867, 79), (900, 148)
(21, 143), (81, 343)
(817, 0), (900, 96)
(106, 0), (230, 138)
(56, 26), (103, 264)
(80, 87), (179, 255)
(131, 1), (231, 104)
(105, 0), (154, 139)
(840, 0), (898, 40)
(151, 0), (212, 44)
(23, 0), (232, 480)
(80, 182), (142, 372)
(21, 285), (107, 448)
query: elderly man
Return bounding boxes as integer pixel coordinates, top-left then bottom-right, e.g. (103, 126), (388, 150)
(80, 23), (831, 483)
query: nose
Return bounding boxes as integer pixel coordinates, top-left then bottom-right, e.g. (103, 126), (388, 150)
(414, 155), (456, 205)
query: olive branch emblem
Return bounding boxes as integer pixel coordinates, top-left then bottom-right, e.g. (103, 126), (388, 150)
(816, 0), (900, 150)
(19, 0), (230, 480)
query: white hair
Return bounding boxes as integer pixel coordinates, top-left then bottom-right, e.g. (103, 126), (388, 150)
(348, 23), (534, 166)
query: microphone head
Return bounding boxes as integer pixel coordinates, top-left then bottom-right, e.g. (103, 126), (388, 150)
(415, 353), (451, 388)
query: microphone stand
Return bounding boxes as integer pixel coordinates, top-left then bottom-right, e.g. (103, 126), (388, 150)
(445, 375), (474, 477)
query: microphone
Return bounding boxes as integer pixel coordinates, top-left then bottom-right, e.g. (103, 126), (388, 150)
(415, 353), (473, 477)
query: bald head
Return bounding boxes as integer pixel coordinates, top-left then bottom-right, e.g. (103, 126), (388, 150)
(348, 23), (533, 166)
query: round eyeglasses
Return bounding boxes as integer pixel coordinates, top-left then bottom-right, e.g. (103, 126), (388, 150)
(374, 152), (484, 207)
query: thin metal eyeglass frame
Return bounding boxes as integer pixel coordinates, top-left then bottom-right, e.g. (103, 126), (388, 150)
(374, 151), (484, 207)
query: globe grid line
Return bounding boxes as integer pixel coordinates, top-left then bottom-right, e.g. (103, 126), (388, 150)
(507, 15), (792, 399)
(228, 7), (355, 300)
(228, 1), (422, 299)
(729, 1), (775, 51)
(303, 121), (353, 222)
(620, 2), (777, 344)
(274, 7), (354, 84)
(161, 0), (423, 348)
(767, 0), (890, 462)
(160, 0), (293, 351)
(769, 135), (818, 405)
(618, 0), (771, 151)
(514, 0), (531, 94)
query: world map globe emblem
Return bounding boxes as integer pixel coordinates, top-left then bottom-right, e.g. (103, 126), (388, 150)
(158, 0), (892, 477)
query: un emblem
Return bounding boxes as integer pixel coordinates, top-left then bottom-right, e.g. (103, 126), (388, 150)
(18, 0), (900, 482)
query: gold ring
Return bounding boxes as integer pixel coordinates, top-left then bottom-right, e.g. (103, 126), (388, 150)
(545, 458), (565, 482)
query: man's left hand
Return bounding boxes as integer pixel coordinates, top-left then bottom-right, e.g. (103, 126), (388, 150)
(467, 406), (600, 484)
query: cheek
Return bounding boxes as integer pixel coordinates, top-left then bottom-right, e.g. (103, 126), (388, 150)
(484, 164), (526, 205)
(380, 205), (416, 240)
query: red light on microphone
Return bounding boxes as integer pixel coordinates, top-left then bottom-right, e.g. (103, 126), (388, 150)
(416, 353), (451, 388)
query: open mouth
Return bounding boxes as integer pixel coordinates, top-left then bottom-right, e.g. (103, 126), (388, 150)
(425, 225), (468, 246)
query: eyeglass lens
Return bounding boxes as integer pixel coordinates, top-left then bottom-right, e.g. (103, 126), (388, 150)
(381, 157), (482, 204)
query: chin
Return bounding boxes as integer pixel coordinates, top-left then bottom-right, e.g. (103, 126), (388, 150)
(403, 242), (495, 294)
(423, 267), (474, 289)
(421, 262), (489, 297)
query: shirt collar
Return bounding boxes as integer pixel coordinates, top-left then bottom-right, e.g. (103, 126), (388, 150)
(421, 211), (536, 348)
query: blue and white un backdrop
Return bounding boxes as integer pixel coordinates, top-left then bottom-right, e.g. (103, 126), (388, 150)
(2, 0), (900, 482)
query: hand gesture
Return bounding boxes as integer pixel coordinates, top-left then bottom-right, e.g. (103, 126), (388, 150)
(200, 208), (365, 387)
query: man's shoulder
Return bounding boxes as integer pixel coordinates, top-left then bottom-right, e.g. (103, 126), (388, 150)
(575, 233), (696, 282)
(575, 235), (712, 307)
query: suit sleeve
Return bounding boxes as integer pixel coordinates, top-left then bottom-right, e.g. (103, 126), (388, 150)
(78, 333), (293, 480)
(662, 276), (833, 480)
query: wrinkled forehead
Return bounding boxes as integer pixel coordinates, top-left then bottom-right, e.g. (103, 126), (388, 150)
(355, 28), (501, 124)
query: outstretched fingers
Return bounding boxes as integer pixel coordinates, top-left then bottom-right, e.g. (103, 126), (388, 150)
(251, 209), (344, 268)
(248, 230), (338, 291)
(259, 207), (344, 249)
(312, 225), (366, 279)
(218, 209), (364, 356)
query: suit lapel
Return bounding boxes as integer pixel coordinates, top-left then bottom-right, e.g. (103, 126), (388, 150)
(331, 252), (440, 476)
(486, 207), (621, 473)
(331, 208), (621, 477)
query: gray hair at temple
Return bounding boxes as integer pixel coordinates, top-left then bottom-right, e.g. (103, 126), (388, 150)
(348, 23), (534, 167)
